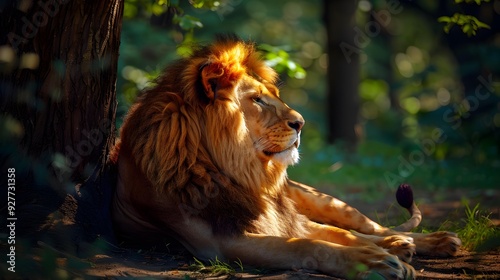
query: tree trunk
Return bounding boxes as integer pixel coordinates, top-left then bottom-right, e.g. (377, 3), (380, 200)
(324, 0), (360, 145)
(0, 0), (123, 248)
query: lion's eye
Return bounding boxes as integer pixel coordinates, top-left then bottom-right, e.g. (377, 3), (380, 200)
(253, 97), (267, 106)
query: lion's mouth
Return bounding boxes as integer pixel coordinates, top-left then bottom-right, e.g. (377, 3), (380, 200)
(263, 141), (299, 157)
(263, 150), (278, 156)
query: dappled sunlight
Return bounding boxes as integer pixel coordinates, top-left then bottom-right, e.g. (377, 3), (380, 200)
(436, 88), (451, 106)
(19, 53), (39, 70)
(0, 45), (16, 65)
(395, 53), (414, 78)
(401, 97), (420, 115)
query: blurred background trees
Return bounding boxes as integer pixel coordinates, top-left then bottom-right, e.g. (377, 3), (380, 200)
(116, 0), (499, 192)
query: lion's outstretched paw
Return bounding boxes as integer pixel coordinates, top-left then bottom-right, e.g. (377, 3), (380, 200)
(349, 247), (416, 280)
(378, 235), (416, 263)
(412, 231), (462, 257)
(354, 233), (416, 263)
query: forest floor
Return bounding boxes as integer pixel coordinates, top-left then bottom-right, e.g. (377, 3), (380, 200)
(83, 246), (500, 279)
(3, 187), (500, 279)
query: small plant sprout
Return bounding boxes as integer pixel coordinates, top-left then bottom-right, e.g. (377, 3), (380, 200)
(190, 256), (235, 276)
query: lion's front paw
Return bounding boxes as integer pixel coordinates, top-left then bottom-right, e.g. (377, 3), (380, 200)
(348, 247), (416, 280)
(377, 235), (416, 263)
(353, 232), (416, 263)
(412, 231), (462, 257)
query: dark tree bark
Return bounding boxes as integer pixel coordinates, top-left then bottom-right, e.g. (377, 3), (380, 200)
(0, 0), (123, 249)
(324, 0), (360, 145)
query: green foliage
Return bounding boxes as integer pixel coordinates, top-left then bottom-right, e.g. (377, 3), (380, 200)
(357, 2), (500, 186)
(173, 14), (203, 30)
(438, 13), (491, 37)
(124, 0), (169, 18)
(457, 202), (499, 251)
(123, 0), (220, 40)
(438, 0), (491, 36)
(259, 44), (307, 79)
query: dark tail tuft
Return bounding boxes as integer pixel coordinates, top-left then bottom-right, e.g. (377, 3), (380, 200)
(394, 183), (422, 232)
(396, 183), (414, 209)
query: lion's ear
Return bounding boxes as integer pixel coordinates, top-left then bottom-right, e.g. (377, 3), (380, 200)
(200, 63), (225, 100)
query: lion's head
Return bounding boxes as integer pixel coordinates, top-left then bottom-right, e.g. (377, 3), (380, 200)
(119, 35), (304, 196)
(232, 74), (304, 164)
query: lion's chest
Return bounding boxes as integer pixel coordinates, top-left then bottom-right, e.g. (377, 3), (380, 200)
(249, 194), (309, 238)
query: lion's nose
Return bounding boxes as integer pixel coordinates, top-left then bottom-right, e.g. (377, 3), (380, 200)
(288, 120), (304, 132)
(287, 112), (305, 133)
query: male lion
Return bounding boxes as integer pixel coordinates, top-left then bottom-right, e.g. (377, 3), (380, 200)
(110, 35), (461, 279)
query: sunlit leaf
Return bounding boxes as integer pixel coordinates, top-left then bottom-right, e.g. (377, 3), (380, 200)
(463, 24), (471, 34)
(259, 44), (307, 80)
(176, 31), (196, 57)
(474, 17), (491, 29)
(438, 16), (451, 23)
(287, 60), (297, 71)
(291, 67), (306, 79)
(173, 14), (203, 30)
(151, 3), (167, 16)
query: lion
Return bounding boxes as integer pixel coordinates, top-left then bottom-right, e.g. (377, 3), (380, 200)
(110, 35), (461, 279)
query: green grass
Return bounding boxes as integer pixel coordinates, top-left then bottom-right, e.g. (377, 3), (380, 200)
(456, 201), (500, 251)
(289, 140), (500, 193)
(189, 257), (242, 276)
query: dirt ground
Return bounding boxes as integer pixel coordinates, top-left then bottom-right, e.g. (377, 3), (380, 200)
(5, 187), (500, 279)
(82, 247), (500, 279)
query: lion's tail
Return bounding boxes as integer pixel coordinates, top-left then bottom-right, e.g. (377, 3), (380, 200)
(393, 184), (422, 232)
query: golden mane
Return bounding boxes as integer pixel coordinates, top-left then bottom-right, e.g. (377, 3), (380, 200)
(117, 35), (286, 235)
